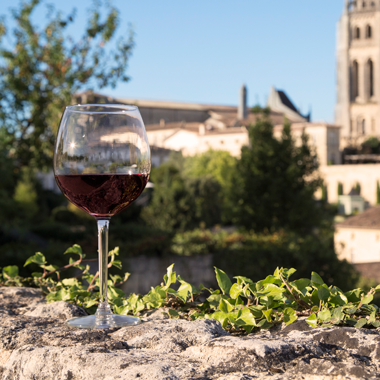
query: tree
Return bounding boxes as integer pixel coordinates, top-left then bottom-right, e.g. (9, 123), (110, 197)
(231, 114), (323, 234)
(0, 0), (134, 169)
(142, 163), (222, 232)
(183, 149), (236, 223)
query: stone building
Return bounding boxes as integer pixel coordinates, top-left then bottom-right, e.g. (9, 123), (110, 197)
(335, 206), (380, 281)
(76, 88), (335, 164)
(336, 0), (380, 146)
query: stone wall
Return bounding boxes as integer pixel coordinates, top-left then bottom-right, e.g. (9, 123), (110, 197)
(1, 287), (380, 379)
(354, 261), (380, 282)
(121, 254), (215, 295)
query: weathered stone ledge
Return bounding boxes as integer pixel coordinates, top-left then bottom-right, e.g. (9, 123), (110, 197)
(0, 287), (379, 379)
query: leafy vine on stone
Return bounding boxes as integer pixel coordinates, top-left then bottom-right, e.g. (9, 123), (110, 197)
(1, 244), (380, 334)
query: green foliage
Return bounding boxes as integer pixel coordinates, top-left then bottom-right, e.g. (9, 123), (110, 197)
(361, 137), (380, 154)
(231, 116), (323, 234)
(354, 182), (361, 195)
(2, 247), (380, 334)
(0, 0), (134, 169)
(321, 183), (328, 202)
(142, 163), (222, 231)
(377, 181), (380, 205)
(13, 168), (38, 220)
(183, 149), (236, 223)
(337, 182), (343, 196)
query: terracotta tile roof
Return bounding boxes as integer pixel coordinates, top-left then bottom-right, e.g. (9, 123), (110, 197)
(336, 206), (380, 229)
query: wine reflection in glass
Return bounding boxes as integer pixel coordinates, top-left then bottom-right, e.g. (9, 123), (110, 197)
(53, 104), (150, 328)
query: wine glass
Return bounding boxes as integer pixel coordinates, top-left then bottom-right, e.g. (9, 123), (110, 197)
(53, 104), (150, 328)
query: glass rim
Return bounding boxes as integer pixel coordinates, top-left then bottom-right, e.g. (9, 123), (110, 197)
(66, 104), (138, 114)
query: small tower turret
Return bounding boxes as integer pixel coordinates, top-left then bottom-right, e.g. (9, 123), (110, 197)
(238, 84), (248, 120)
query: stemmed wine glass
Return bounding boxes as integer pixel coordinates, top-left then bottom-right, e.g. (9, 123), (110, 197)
(53, 104), (150, 328)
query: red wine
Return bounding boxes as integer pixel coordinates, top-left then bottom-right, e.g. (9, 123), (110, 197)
(55, 174), (149, 218)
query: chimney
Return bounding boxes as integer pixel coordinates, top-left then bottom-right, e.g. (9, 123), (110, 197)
(238, 84), (248, 120)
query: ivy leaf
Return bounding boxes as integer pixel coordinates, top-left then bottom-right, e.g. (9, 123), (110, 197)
(256, 284), (285, 299)
(64, 244), (83, 258)
(331, 307), (344, 324)
(211, 311), (229, 328)
(229, 283), (242, 299)
(3, 266), (19, 278)
(24, 252), (47, 266)
(354, 318), (367, 328)
(238, 308), (256, 325)
(283, 307), (297, 325)
(163, 264), (176, 290)
(361, 294), (374, 305)
(291, 278), (310, 291)
(111, 260), (122, 270)
(168, 309), (180, 319)
(311, 272), (324, 285)
(317, 284), (330, 301)
(42, 264), (59, 272)
(219, 299), (234, 313)
(262, 308), (273, 322)
(318, 309), (331, 322)
(281, 268), (297, 280)
(306, 314), (318, 327)
(344, 289), (362, 303)
(214, 267), (232, 295)
(207, 294), (223, 308)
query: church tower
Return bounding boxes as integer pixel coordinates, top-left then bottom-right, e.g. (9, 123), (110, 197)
(335, 0), (380, 146)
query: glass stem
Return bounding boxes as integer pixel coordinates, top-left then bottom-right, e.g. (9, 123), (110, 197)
(95, 219), (112, 323)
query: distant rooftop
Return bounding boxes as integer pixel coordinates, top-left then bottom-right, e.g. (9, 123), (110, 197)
(336, 206), (380, 229)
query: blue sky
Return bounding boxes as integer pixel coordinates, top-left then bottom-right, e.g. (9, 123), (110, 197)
(0, 1), (344, 122)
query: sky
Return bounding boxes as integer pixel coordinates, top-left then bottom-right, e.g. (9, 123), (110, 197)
(0, 1), (344, 123)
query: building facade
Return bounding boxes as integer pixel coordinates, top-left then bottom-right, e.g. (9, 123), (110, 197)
(335, 206), (380, 281)
(336, 0), (380, 146)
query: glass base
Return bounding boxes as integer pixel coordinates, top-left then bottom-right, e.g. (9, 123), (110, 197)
(66, 314), (141, 329)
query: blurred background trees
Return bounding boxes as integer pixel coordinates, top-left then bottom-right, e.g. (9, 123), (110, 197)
(0, 0), (358, 291)
(0, 0), (134, 170)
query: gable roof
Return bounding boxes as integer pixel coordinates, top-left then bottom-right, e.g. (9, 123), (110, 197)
(337, 206), (380, 229)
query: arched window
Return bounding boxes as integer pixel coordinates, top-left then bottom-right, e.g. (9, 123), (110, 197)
(352, 60), (359, 100)
(356, 27), (361, 39)
(366, 25), (372, 38)
(362, 119), (366, 135)
(368, 59), (374, 97)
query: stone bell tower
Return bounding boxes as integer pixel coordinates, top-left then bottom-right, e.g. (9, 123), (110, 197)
(335, 0), (380, 146)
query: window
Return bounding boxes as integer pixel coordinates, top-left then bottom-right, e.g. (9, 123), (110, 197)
(363, 1), (366, 7)
(362, 119), (366, 134)
(355, 27), (361, 39)
(351, 60), (359, 99)
(368, 59), (374, 97)
(366, 25), (372, 38)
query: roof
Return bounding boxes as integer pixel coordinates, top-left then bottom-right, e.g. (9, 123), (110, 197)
(75, 91), (237, 112)
(277, 90), (299, 113)
(336, 206), (380, 229)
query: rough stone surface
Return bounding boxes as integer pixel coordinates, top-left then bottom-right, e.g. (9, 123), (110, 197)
(24, 300), (87, 319)
(1, 287), (380, 379)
